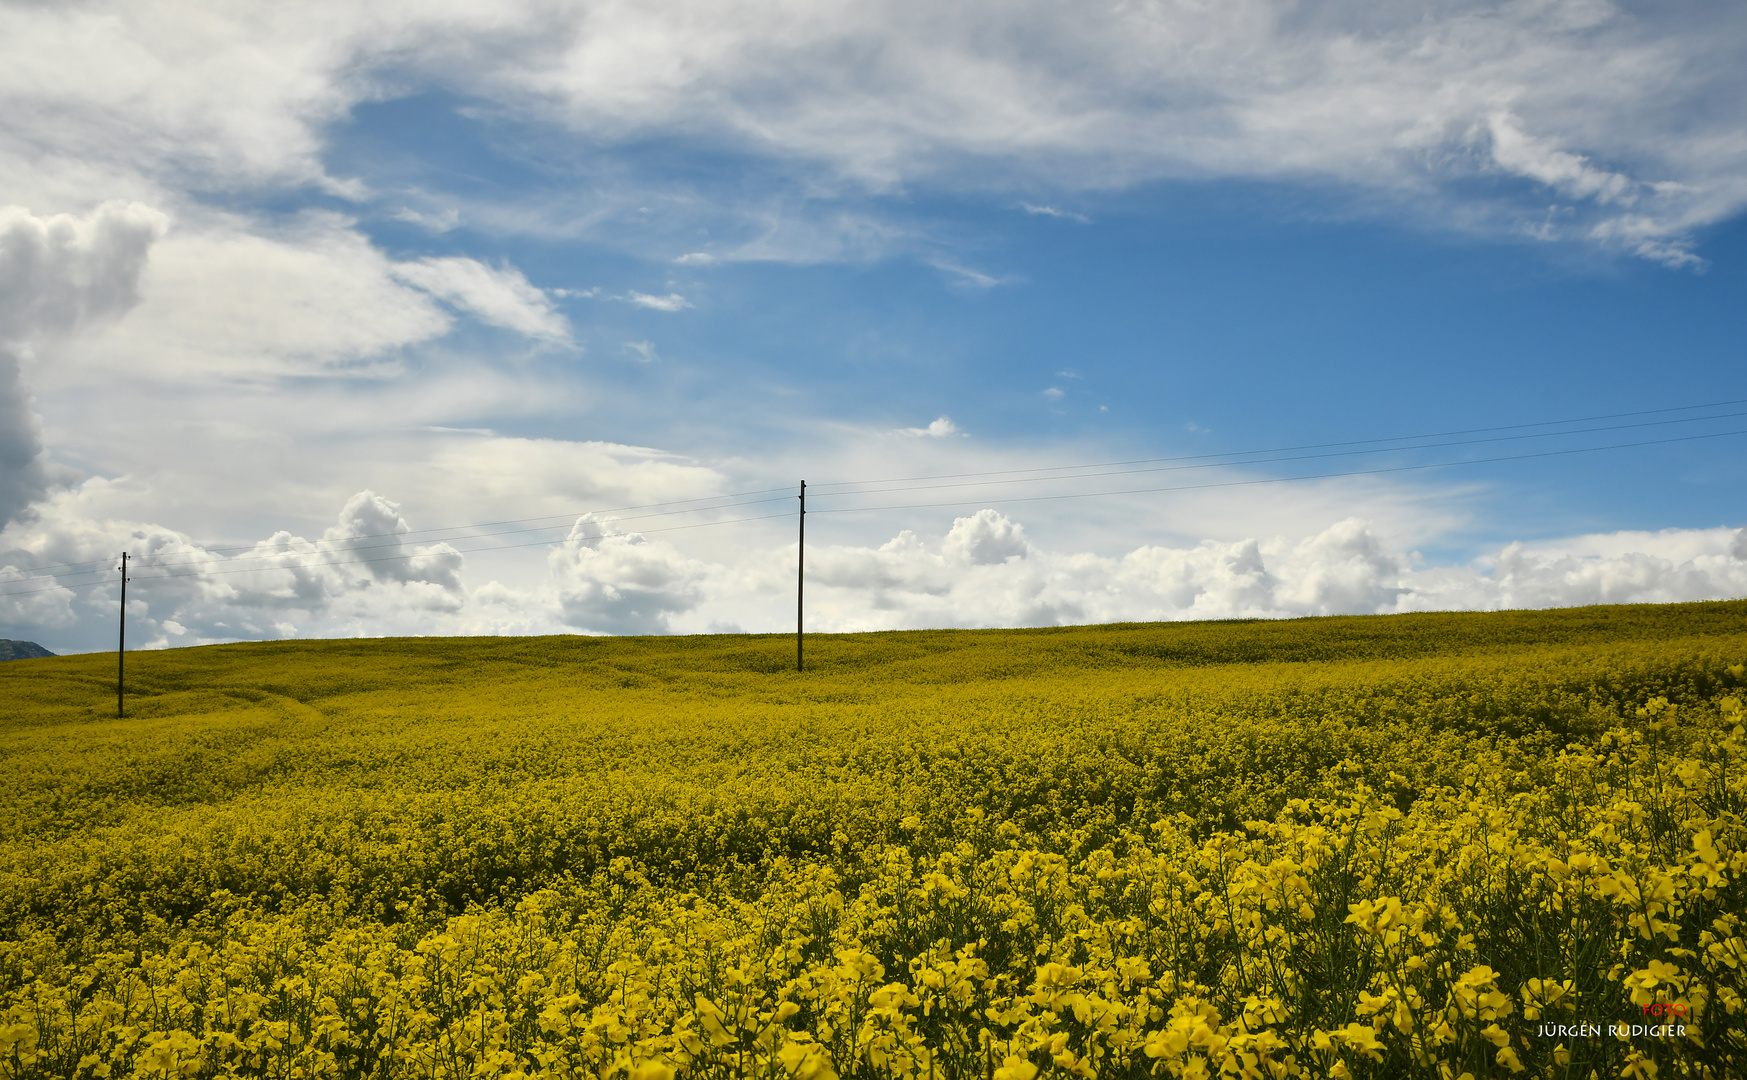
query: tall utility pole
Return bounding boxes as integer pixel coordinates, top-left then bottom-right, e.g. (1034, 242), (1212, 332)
(117, 551), (129, 719)
(796, 481), (805, 672)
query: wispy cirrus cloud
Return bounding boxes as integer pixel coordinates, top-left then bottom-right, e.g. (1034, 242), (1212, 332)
(1022, 203), (1089, 223)
(12, 2), (1739, 265)
(929, 260), (1015, 289)
(623, 291), (691, 312)
(390, 256), (571, 343)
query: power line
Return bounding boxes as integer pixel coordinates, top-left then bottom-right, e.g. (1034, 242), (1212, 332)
(809, 427), (1747, 516)
(4, 396), (1743, 595)
(806, 395), (1747, 491)
(132, 488), (795, 568)
(14, 396), (1740, 578)
(7, 424), (1740, 601)
(116, 493), (796, 575)
(806, 409), (1747, 500)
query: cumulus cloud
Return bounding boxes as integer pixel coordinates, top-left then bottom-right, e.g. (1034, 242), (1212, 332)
(0, 489), (484, 649)
(6, 490), (1743, 651)
(797, 517), (1405, 628)
(0, 202), (166, 525)
(0, 202), (167, 340)
(784, 515), (1747, 631)
(549, 514), (706, 634)
(139, 491), (470, 632)
(1270, 519), (1407, 616)
(0, 564), (77, 631)
(390, 256), (571, 342)
(942, 509), (1030, 565)
(1406, 527), (1747, 612)
(321, 491), (465, 592)
(0, 353), (59, 530)
(897, 416), (960, 437)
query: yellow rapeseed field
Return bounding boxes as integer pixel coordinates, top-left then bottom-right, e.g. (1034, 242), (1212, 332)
(1, 602), (1744, 1079)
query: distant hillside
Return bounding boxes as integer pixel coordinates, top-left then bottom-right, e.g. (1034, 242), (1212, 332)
(0, 639), (54, 660)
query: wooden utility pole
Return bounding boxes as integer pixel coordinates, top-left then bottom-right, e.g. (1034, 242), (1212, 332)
(117, 551), (128, 719)
(796, 481), (805, 672)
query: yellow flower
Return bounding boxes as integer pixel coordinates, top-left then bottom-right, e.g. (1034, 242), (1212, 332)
(992, 1055), (1038, 1080)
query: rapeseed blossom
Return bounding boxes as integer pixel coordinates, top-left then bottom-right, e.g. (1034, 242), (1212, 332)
(0, 608), (1743, 1077)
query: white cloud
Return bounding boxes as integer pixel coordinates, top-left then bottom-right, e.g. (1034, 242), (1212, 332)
(930, 260), (1011, 289)
(0, 201), (166, 525)
(625, 291), (692, 312)
(0, 564), (77, 630)
(0, 351), (59, 528)
(391, 206), (461, 232)
(0, 201), (167, 341)
(1022, 203), (1089, 223)
(0, 488), (483, 649)
(942, 509), (1030, 565)
(10, 3), (1733, 265)
(0, 3), (1743, 653)
(1486, 111), (1634, 207)
(414, 435), (726, 518)
(80, 217), (451, 378)
(6, 483), (1742, 651)
(1268, 518), (1407, 616)
(549, 513), (707, 634)
(897, 416), (960, 437)
(322, 491), (464, 591)
(625, 340), (660, 363)
(59, 221), (566, 385)
(791, 517), (1404, 628)
(773, 515), (1747, 632)
(390, 256), (571, 342)
(471, 0), (1745, 262)
(1405, 526), (1747, 611)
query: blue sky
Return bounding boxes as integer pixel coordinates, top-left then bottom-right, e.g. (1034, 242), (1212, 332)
(2, 1), (1745, 651)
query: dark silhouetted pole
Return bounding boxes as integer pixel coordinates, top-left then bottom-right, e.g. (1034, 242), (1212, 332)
(118, 551), (128, 718)
(797, 481), (805, 672)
